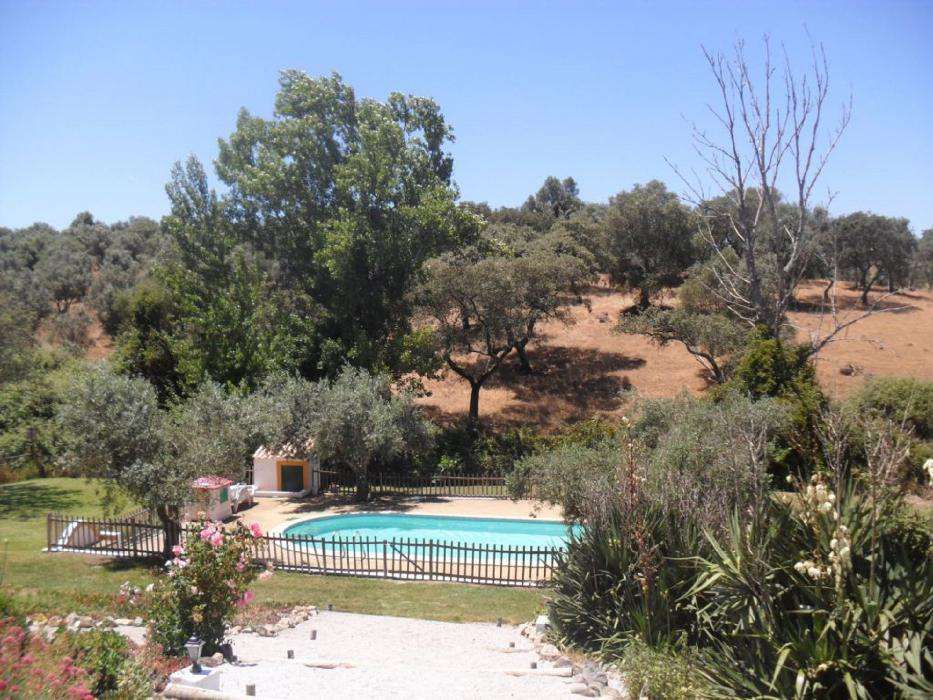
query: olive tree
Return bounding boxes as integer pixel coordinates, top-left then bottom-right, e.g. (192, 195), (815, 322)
(913, 229), (933, 289)
(56, 366), (187, 555)
(166, 381), (270, 484)
(266, 367), (431, 501)
(56, 368), (269, 554)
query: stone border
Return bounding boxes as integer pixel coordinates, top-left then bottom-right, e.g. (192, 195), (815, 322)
(518, 618), (630, 698)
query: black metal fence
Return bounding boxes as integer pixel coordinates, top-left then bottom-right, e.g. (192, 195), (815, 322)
(45, 512), (558, 587)
(318, 471), (509, 499)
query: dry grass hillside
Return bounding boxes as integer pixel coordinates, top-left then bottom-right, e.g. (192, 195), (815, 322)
(416, 282), (933, 431)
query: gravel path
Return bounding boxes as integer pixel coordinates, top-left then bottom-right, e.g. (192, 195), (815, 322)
(219, 611), (573, 699)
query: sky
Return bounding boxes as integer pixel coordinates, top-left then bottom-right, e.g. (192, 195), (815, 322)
(1, 1), (931, 233)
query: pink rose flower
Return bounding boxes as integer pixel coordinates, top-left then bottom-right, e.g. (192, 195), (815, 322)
(236, 590), (256, 607)
(171, 545), (185, 556)
(209, 531), (224, 547)
(258, 570), (272, 581)
(235, 561), (246, 572)
(249, 523), (263, 538)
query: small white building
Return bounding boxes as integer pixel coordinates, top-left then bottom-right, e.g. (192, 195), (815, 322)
(185, 475), (235, 522)
(251, 442), (319, 497)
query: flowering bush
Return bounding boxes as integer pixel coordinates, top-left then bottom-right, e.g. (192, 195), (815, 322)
(0, 617), (178, 699)
(149, 519), (272, 655)
(692, 473), (932, 697)
(0, 618), (93, 699)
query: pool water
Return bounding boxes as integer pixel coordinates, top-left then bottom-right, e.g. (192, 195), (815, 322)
(283, 513), (578, 549)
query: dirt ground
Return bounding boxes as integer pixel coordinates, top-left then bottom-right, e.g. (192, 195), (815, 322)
(416, 282), (933, 431)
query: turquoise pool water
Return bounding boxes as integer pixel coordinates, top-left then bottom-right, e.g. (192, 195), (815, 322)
(283, 513), (578, 549)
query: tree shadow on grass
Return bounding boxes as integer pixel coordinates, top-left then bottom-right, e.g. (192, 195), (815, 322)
(0, 482), (81, 520)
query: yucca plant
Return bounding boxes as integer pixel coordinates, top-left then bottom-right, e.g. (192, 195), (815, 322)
(548, 503), (703, 654)
(688, 475), (932, 698)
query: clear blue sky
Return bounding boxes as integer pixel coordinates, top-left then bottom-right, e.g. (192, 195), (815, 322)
(1, 1), (930, 233)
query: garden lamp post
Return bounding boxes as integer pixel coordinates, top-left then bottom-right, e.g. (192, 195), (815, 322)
(185, 636), (204, 674)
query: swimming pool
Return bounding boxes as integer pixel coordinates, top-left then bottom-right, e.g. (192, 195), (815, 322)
(282, 513), (578, 549)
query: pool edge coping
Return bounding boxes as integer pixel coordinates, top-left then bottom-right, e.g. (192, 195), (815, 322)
(267, 510), (572, 538)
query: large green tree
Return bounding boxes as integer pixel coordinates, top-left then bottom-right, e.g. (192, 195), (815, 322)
(213, 70), (478, 377)
(835, 212), (916, 304)
(604, 181), (695, 308)
(415, 228), (589, 422)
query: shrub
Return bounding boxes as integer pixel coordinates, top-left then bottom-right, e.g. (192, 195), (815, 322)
(691, 475), (933, 698)
(507, 439), (618, 519)
(71, 630), (131, 697)
(728, 329), (827, 479)
(148, 520), (271, 655)
(616, 640), (708, 700)
(852, 377), (933, 440)
(432, 423), (545, 476)
(514, 393), (786, 530)
(0, 619), (94, 698)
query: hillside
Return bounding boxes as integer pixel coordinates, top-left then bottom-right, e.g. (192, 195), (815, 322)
(416, 282), (933, 430)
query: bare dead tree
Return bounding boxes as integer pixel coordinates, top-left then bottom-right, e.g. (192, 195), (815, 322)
(667, 36), (890, 355)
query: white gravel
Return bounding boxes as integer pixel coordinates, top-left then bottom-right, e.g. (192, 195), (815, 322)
(218, 611), (573, 699)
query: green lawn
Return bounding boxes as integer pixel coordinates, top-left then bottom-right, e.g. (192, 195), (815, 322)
(0, 478), (546, 623)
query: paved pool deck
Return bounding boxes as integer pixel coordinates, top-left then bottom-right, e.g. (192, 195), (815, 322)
(232, 493), (565, 535)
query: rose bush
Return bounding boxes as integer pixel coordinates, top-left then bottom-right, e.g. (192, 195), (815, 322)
(148, 519), (272, 655)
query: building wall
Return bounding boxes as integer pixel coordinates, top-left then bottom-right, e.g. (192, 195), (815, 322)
(184, 489), (233, 522)
(252, 454), (320, 494)
(252, 456), (279, 491)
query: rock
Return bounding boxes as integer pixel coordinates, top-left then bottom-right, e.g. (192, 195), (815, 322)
(539, 643), (560, 660)
(65, 613), (78, 625)
(553, 656), (573, 668)
(114, 618), (132, 626)
(200, 652), (225, 668)
(569, 683), (599, 696)
(534, 614), (550, 635)
(599, 688), (625, 698)
(228, 626), (240, 635)
(260, 624), (278, 637)
(78, 616), (94, 629)
(580, 662), (607, 686)
(132, 617), (143, 626)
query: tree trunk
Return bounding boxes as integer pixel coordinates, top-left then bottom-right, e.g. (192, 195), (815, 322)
(638, 286), (651, 309)
(354, 472), (370, 502)
(156, 505), (181, 559)
(861, 271), (881, 306)
(515, 339), (532, 374)
(468, 381), (481, 427)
